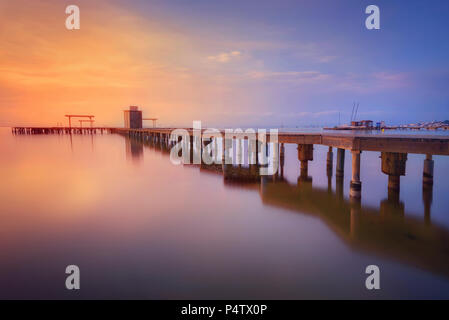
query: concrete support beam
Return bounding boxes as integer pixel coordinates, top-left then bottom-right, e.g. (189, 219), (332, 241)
(381, 152), (407, 192)
(350, 150), (361, 198)
(297, 144), (313, 177)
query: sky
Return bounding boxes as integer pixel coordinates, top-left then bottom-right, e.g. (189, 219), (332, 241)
(0, 0), (448, 127)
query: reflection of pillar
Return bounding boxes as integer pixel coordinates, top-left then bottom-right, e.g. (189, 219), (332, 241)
(422, 154), (434, 225)
(423, 183), (433, 225)
(336, 148), (345, 178)
(336, 176), (344, 199)
(280, 143), (285, 178)
(380, 189), (405, 218)
(297, 144), (313, 178)
(297, 173), (312, 188)
(350, 197), (361, 239)
(381, 152), (407, 193)
(125, 138), (144, 163)
(350, 151), (361, 198)
(423, 154), (434, 186)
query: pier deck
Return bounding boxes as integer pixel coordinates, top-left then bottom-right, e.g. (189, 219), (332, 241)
(109, 128), (449, 156)
(12, 126), (449, 155)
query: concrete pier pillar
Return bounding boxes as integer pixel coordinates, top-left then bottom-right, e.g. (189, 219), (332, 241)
(222, 138), (233, 165)
(177, 135), (183, 158)
(423, 154), (434, 186)
(202, 138), (213, 163)
(248, 138), (258, 165)
(297, 144), (313, 177)
(236, 139), (242, 165)
(300, 160), (308, 176)
(381, 152), (407, 192)
(388, 175), (400, 191)
(336, 148), (345, 178)
(279, 143), (285, 178)
(214, 138), (219, 163)
(221, 138), (225, 164)
(189, 136), (194, 164)
(350, 151), (361, 198)
(326, 146), (333, 177)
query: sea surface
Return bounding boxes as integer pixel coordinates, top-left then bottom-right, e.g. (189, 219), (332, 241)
(1, 127), (449, 299)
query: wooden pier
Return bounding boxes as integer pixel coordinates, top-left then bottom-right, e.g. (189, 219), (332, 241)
(12, 126), (449, 199)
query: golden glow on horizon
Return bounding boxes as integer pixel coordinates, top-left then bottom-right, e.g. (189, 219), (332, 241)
(0, 1), (257, 127)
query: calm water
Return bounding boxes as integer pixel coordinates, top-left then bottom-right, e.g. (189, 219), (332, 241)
(1, 127), (449, 299)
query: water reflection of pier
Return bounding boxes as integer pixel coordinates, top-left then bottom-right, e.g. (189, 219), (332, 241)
(125, 134), (449, 279)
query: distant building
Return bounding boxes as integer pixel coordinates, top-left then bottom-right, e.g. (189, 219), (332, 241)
(124, 106), (142, 128)
(376, 121), (386, 129)
(351, 120), (373, 128)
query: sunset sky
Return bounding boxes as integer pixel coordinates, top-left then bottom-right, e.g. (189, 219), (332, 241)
(0, 0), (448, 127)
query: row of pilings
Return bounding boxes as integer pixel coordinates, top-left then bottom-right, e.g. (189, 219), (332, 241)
(122, 129), (437, 225)
(12, 127), (110, 135)
(122, 129), (270, 183)
(121, 129), (436, 200)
